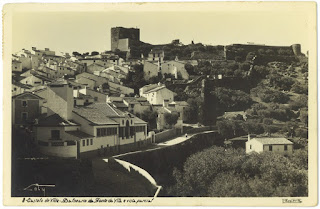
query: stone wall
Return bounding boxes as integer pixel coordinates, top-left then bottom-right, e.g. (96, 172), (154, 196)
(111, 27), (140, 52)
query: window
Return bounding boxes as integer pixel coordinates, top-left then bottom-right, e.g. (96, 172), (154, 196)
(14, 87), (17, 91)
(90, 139), (93, 145)
(97, 127), (117, 137)
(250, 145), (252, 149)
(269, 145), (273, 151)
(284, 145), (288, 151)
(87, 139), (89, 146)
(15, 67), (17, 69)
(51, 130), (60, 140)
(82, 140), (85, 146)
(22, 100), (28, 107)
(21, 112), (28, 121)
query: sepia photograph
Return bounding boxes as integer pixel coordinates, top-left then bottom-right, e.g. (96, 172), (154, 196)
(2, 1), (317, 206)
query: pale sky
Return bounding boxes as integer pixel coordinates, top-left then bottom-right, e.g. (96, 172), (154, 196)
(11, 3), (313, 54)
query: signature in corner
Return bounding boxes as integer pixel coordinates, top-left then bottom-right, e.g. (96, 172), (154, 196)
(282, 198), (302, 204)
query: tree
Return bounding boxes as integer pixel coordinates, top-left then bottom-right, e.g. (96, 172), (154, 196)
(164, 112), (179, 128)
(141, 110), (158, 130)
(299, 109), (308, 127)
(243, 119), (264, 134)
(184, 97), (204, 123)
(288, 95), (308, 110)
(291, 82), (308, 94)
(169, 146), (307, 197)
(184, 63), (195, 75)
(91, 51), (99, 56)
(217, 120), (233, 139)
(214, 87), (252, 111)
(72, 51), (81, 57)
(265, 49), (275, 55)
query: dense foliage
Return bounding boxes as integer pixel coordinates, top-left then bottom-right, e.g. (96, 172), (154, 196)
(168, 146), (308, 197)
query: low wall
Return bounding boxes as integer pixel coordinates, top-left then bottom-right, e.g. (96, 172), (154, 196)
(155, 129), (178, 143)
(118, 131), (223, 195)
(184, 126), (215, 134)
(37, 142), (77, 158)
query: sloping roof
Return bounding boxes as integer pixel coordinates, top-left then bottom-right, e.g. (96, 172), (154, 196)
(33, 74), (53, 82)
(144, 86), (166, 94)
(12, 92), (45, 100)
(132, 116), (147, 124)
(123, 97), (147, 104)
(12, 59), (22, 63)
(253, 137), (293, 145)
(73, 103), (121, 125)
(112, 101), (128, 108)
(36, 114), (78, 127)
(12, 75), (26, 82)
(12, 81), (33, 89)
(65, 130), (94, 139)
(171, 101), (188, 106)
(87, 63), (106, 68)
(139, 101), (151, 106)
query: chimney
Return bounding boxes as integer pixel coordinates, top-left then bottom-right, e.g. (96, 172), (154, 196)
(248, 134), (251, 141)
(45, 48), (49, 51)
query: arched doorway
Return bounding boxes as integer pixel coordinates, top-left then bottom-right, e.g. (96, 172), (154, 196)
(125, 120), (130, 139)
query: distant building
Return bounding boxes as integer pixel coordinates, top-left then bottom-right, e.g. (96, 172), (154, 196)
(19, 74), (52, 87)
(143, 60), (189, 80)
(108, 96), (152, 115)
(12, 92), (45, 126)
(12, 60), (22, 72)
(156, 101), (183, 131)
(143, 61), (159, 80)
(246, 136), (294, 155)
(32, 47), (55, 58)
(12, 81), (32, 96)
(161, 60), (189, 80)
(139, 83), (175, 105)
(147, 49), (164, 62)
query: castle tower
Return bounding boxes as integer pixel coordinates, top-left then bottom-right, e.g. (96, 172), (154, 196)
(291, 44), (302, 56)
(111, 27), (140, 52)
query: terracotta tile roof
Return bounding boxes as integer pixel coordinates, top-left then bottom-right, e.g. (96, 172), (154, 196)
(253, 137), (293, 145)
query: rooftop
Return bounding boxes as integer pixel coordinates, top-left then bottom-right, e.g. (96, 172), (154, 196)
(35, 114), (78, 127)
(65, 130), (94, 139)
(252, 137), (293, 145)
(73, 103), (122, 125)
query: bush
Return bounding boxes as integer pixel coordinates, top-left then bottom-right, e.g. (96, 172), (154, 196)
(168, 147), (308, 197)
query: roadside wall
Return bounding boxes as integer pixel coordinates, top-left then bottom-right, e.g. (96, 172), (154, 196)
(154, 129), (178, 143)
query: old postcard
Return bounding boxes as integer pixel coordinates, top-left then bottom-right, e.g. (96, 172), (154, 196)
(2, 1), (317, 206)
